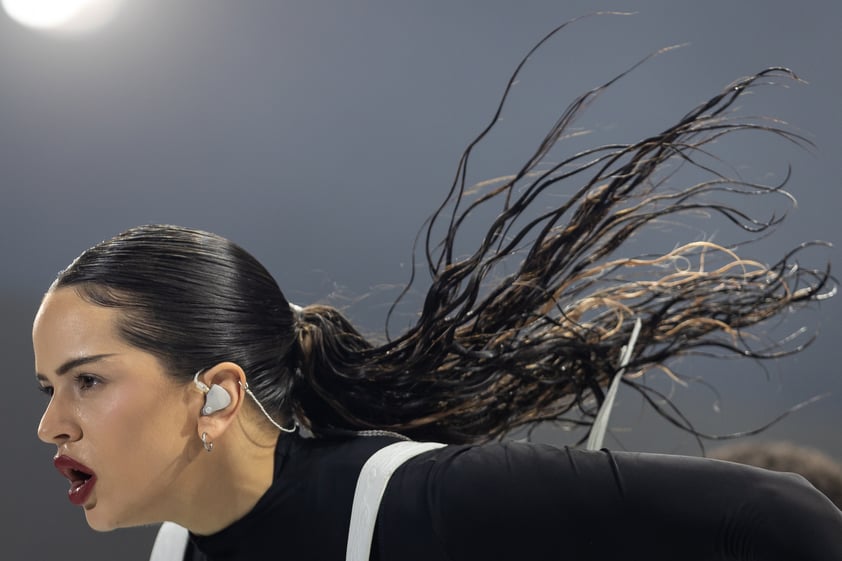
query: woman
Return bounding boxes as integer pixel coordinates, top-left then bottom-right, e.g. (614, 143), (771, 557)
(33, 20), (841, 561)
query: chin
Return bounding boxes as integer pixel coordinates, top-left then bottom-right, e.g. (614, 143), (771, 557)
(85, 517), (120, 532)
(85, 513), (119, 532)
(84, 505), (136, 532)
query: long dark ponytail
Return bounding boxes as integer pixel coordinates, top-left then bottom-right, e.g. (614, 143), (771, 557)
(287, 25), (833, 443)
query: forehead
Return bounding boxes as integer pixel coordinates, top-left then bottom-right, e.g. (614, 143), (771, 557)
(34, 287), (116, 336)
(32, 288), (127, 369)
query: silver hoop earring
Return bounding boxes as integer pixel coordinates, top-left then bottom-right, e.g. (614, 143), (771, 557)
(201, 432), (214, 452)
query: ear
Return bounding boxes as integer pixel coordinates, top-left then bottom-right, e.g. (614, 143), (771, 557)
(193, 362), (247, 442)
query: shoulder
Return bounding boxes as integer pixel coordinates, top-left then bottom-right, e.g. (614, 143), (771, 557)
(375, 440), (586, 559)
(396, 439), (577, 489)
(280, 433), (405, 478)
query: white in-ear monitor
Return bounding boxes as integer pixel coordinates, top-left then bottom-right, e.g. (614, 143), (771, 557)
(191, 368), (298, 433)
(193, 370), (232, 416)
(202, 384), (232, 415)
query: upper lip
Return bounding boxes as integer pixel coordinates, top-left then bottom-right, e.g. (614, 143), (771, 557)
(53, 454), (96, 483)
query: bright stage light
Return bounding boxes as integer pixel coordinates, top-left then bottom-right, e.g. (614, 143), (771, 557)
(2, 0), (122, 34)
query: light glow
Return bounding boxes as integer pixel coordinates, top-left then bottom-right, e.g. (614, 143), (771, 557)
(2, 0), (121, 34)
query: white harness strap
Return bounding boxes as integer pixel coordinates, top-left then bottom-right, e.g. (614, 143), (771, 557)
(148, 440), (445, 561)
(586, 317), (642, 451)
(149, 521), (189, 561)
(346, 441), (446, 561)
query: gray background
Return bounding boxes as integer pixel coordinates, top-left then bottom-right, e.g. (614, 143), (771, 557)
(2, 1), (840, 559)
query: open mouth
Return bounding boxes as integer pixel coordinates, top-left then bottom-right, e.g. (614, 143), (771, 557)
(53, 455), (97, 506)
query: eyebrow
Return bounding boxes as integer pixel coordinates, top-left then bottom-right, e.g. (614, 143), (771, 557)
(35, 354), (116, 380)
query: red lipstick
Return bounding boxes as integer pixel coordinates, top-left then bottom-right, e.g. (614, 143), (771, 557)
(53, 455), (97, 506)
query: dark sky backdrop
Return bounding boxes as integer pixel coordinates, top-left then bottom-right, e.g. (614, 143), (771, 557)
(2, 1), (840, 559)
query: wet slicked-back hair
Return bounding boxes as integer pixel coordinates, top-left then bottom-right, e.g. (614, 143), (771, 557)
(55, 226), (299, 428)
(54, 17), (834, 444)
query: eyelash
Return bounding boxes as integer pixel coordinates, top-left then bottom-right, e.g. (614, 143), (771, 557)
(37, 374), (102, 397)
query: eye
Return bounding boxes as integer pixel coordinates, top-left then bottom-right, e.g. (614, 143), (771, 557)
(37, 385), (54, 398)
(74, 373), (102, 391)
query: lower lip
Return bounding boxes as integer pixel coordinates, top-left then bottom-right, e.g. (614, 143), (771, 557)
(67, 476), (96, 506)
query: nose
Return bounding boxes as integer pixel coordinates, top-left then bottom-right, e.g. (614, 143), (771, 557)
(37, 393), (81, 446)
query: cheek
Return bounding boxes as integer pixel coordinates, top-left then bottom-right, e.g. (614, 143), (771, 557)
(88, 382), (197, 523)
(87, 383), (193, 467)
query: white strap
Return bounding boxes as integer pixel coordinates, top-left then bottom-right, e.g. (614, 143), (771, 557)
(346, 441), (446, 561)
(149, 521), (189, 561)
(586, 317), (642, 451)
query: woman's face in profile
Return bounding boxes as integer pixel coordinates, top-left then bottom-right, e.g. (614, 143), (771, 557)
(33, 287), (197, 531)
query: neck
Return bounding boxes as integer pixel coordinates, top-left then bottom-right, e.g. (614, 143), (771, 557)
(175, 424), (280, 535)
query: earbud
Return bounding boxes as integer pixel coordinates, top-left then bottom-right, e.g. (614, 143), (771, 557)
(202, 384), (232, 416)
(193, 369), (232, 416)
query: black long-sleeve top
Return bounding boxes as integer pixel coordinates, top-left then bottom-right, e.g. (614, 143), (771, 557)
(183, 433), (842, 560)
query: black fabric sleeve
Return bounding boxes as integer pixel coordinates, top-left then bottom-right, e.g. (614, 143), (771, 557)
(377, 441), (842, 561)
